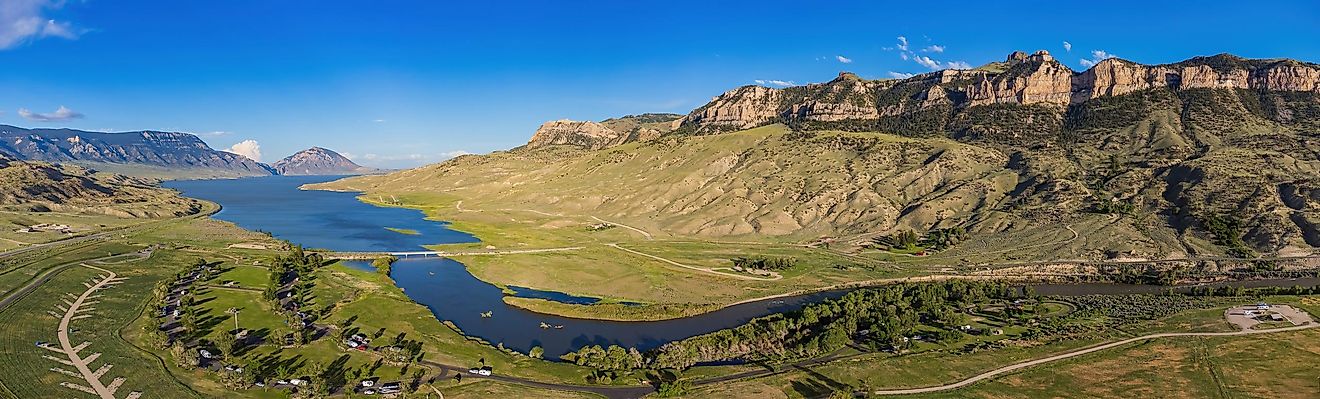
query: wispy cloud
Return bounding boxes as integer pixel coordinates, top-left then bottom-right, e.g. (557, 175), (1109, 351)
(346, 150), (472, 164)
(896, 36), (909, 51)
(913, 56), (941, 70)
(835, 55), (852, 64)
(922, 45), (944, 53)
(946, 61), (972, 70)
(373, 119), (386, 123)
(1079, 49), (1118, 67)
(195, 131), (232, 137)
(18, 105), (83, 122)
(1062, 41), (1072, 52)
(224, 139), (262, 162)
(887, 71), (915, 79)
(754, 79), (796, 87)
(0, 0), (81, 50)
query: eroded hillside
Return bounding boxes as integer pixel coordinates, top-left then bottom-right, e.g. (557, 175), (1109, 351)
(0, 154), (203, 218)
(317, 52), (1320, 260)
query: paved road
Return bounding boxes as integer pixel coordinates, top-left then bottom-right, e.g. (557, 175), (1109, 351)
(55, 264), (126, 399)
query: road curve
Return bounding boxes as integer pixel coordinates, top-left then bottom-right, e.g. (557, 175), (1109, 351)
(56, 264), (122, 399)
(870, 323), (1319, 395)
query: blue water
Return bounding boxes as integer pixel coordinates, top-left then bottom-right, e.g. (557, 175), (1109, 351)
(347, 258), (847, 356)
(166, 176), (477, 251)
(172, 176), (848, 356)
(169, 176), (1319, 358)
(507, 286), (602, 305)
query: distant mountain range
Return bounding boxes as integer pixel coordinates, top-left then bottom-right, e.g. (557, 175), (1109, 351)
(0, 125), (376, 179)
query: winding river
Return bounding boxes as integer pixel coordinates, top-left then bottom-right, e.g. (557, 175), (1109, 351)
(165, 176), (849, 357)
(166, 176), (1320, 357)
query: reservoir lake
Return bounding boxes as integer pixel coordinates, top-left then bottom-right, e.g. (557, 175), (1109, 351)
(167, 176), (1320, 357)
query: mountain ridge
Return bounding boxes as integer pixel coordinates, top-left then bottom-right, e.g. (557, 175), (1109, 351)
(0, 125), (274, 178)
(0, 125), (380, 179)
(271, 147), (380, 176)
(318, 50), (1320, 260)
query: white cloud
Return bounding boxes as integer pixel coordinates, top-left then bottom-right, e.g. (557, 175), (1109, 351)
(922, 45), (945, 53)
(896, 36), (909, 51)
(0, 0), (81, 50)
(196, 131), (232, 137)
(754, 79), (796, 87)
(1079, 49), (1118, 67)
(900, 52), (909, 61)
(17, 105), (83, 122)
(913, 56), (941, 70)
(946, 61), (972, 70)
(835, 55), (852, 64)
(1063, 41), (1072, 52)
(224, 140), (262, 162)
(887, 71), (915, 79)
(440, 150), (472, 159)
(373, 119), (386, 123)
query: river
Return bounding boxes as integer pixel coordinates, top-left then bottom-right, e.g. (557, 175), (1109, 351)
(166, 176), (1320, 357)
(166, 176), (849, 357)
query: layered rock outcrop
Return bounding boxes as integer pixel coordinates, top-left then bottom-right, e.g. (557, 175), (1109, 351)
(670, 51), (1320, 133)
(0, 125), (274, 177)
(525, 114), (682, 150)
(526, 120), (629, 150)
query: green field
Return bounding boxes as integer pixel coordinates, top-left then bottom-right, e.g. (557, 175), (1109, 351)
(0, 248), (204, 398)
(678, 298), (1320, 399)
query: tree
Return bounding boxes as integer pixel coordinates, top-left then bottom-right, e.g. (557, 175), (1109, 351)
(215, 333), (240, 357)
(655, 380), (691, 397)
(170, 343), (200, 369)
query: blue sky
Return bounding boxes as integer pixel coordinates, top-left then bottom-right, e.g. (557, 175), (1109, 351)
(2, 0), (1318, 168)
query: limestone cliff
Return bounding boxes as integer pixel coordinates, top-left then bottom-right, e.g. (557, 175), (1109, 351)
(525, 114), (681, 150)
(672, 51), (1320, 134)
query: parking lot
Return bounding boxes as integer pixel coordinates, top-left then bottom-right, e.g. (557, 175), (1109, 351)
(1224, 304), (1314, 330)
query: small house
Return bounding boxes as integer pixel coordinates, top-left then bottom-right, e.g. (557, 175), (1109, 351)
(379, 382), (402, 394)
(1270, 313), (1285, 322)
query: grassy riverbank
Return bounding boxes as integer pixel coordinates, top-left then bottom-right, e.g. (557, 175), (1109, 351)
(299, 186), (938, 321)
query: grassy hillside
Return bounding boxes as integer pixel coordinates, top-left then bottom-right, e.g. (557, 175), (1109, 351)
(315, 125), (1016, 241)
(0, 155), (203, 218)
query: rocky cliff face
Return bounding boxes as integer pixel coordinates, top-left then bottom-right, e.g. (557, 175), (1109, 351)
(526, 120), (628, 150)
(0, 125), (274, 177)
(525, 114), (681, 150)
(271, 147), (376, 176)
(672, 52), (1320, 133)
